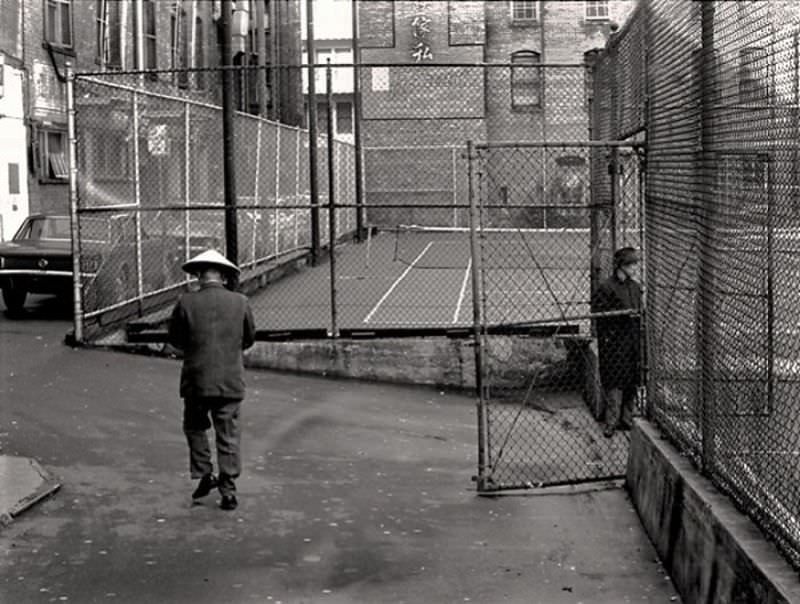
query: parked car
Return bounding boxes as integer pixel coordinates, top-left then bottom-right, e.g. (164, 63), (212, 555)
(0, 213), (213, 315)
(0, 215), (73, 312)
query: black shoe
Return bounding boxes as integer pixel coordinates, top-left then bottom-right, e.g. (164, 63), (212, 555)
(220, 495), (238, 511)
(192, 474), (218, 499)
(603, 426), (616, 438)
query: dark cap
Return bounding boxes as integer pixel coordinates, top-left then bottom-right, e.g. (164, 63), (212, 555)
(613, 247), (639, 267)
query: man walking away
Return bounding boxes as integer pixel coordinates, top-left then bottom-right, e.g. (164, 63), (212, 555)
(592, 247), (642, 438)
(168, 250), (256, 510)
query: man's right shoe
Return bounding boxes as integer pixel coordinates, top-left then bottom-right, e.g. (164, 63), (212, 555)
(220, 495), (238, 511)
(603, 426), (616, 438)
(192, 474), (218, 499)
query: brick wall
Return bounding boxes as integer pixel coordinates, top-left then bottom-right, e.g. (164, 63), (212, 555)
(357, 0), (634, 228)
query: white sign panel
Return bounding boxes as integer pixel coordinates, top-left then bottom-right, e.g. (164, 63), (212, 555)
(371, 67), (390, 92)
(147, 124), (169, 156)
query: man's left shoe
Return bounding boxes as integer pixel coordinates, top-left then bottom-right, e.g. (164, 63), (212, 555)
(192, 474), (218, 499)
(603, 426), (616, 438)
(220, 495), (238, 511)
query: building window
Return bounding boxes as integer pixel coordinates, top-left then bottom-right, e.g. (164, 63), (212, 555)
(36, 128), (69, 182)
(8, 163), (20, 195)
(45, 0), (73, 48)
(144, 0), (157, 71)
(317, 102), (329, 134)
(195, 17), (205, 89)
(585, 0), (610, 20)
(511, 50), (541, 110)
(739, 46), (769, 104)
(511, 1), (538, 22)
(97, 0), (123, 69)
(171, 5), (190, 88)
(336, 101), (353, 135)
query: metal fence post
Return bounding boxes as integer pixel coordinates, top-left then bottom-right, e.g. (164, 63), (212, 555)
(352, 0), (365, 241)
(275, 125), (281, 258)
(306, 0), (321, 264)
(326, 61), (339, 338)
(468, 140), (488, 491)
(132, 89), (144, 306)
(221, 0), (239, 274)
(184, 102), (191, 267)
(609, 146), (619, 253)
(66, 62), (83, 344)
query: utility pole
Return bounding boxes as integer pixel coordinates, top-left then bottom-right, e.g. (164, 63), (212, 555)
(221, 0), (239, 274)
(255, 0), (269, 118)
(306, 0), (321, 264)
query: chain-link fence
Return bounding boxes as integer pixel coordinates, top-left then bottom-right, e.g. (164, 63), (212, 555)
(594, 0), (800, 570)
(68, 62), (640, 492)
(70, 67), (357, 338)
(472, 142), (641, 490)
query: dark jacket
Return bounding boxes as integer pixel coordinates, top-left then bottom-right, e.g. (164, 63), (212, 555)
(592, 273), (642, 388)
(168, 282), (256, 400)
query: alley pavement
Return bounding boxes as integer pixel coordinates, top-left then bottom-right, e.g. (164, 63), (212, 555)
(0, 295), (681, 603)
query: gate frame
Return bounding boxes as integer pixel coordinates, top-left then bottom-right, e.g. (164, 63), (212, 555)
(469, 139), (646, 494)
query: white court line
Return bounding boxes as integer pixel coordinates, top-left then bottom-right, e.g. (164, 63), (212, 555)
(363, 242), (433, 324)
(453, 258), (472, 324)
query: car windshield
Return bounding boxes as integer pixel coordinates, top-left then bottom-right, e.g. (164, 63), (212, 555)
(14, 217), (71, 241)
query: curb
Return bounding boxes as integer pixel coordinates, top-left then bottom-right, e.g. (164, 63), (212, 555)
(0, 457), (61, 528)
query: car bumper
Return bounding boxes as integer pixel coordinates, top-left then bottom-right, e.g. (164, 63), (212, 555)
(0, 270), (74, 295)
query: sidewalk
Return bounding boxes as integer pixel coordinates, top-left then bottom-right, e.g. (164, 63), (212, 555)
(0, 455), (60, 525)
(0, 327), (681, 603)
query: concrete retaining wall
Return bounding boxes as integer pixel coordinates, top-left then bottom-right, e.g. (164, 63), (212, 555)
(627, 420), (800, 604)
(245, 334), (589, 391)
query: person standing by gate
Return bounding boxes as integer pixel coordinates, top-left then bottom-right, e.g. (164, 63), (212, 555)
(592, 247), (642, 438)
(168, 250), (256, 510)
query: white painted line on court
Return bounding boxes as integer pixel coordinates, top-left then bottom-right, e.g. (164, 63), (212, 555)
(363, 242), (434, 324)
(453, 258), (472, 324)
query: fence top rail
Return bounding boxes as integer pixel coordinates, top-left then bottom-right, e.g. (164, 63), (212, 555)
(74, 62), (590, 78)
(73, 75), (336, 138)
(474, 140), (646, 149)
(364, 145), (462, 151)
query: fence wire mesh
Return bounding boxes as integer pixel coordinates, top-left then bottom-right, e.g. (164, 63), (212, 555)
(72, 68), (356, 337)
(70, 62), (638, 493)
(473, 143), (640, 490)
(595, 0), (800, 570)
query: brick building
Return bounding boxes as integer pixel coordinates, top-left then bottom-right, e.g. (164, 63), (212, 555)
(0, 0), (302, 235)
(356, 0), (636, 228)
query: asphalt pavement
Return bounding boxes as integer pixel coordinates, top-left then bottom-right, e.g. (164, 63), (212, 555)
(0, 295), (681, 603)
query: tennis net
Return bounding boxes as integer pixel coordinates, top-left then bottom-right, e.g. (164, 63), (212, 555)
(388, 225), (594, 270)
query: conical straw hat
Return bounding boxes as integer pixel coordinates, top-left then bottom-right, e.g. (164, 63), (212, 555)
(181, 249), (240, 275)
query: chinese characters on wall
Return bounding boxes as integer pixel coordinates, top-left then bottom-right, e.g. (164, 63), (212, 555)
(411, 4), (433, 62)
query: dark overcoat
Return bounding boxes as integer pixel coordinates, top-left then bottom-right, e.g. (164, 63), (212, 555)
(592, 274), (642, 389)
(168, 282), (256, 400)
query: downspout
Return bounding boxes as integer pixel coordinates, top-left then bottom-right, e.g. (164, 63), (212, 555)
(133, 0), (144, 71)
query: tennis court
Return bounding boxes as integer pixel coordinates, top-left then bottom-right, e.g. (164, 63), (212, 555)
(248, 226), (594, 333)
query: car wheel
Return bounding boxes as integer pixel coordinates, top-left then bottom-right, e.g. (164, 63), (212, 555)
(2, 286), (27, 314)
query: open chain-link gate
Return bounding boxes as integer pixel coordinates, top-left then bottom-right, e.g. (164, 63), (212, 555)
(470, 141), (644, 492)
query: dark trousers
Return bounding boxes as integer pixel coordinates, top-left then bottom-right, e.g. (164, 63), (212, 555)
(183, 397), (241, 495)
(603, 384), (637, 431)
